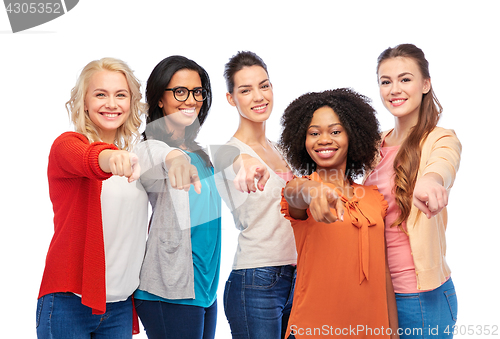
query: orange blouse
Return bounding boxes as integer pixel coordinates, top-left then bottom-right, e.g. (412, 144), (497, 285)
(281, 172), (390, 338)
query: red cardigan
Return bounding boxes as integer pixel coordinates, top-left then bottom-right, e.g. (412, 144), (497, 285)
(38, 132), (117, 314)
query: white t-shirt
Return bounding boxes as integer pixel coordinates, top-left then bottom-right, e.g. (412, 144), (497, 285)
(101, 175), (149, 302)
(214, 137), (297, 269)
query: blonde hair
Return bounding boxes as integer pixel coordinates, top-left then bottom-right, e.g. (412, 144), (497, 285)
(66, 57), (146, 151)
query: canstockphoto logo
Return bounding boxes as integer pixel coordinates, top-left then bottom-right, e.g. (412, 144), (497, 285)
(4, 0), (79, 33)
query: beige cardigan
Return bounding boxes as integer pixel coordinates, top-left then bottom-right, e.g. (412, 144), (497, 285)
(364, 127), (462, 291)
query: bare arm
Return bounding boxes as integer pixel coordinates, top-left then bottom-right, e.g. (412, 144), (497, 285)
(212, 144), (270, 193)
(232, 154), (270, 193)
(283, 177), (344, 223)
(165, 150), (201, 194)
(134, 140), (201, 193)
(98, 150), (140, 183)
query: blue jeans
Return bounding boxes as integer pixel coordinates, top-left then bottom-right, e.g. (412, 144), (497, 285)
(224, 265), (296, 339)
(134, 299), (217, 339)
(396, 278), (458, 338)
(36, 293), (133, 339)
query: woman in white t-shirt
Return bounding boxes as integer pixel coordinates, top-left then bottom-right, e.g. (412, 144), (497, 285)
(214, 51), (297, 339)
(36, 57), (195, 339)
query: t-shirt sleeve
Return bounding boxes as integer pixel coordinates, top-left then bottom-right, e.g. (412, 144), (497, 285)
(372, 185), (389, 219)
(212, 140), (252, 181)
(212, 144), (241, 176)
(280, 189), (295, 222)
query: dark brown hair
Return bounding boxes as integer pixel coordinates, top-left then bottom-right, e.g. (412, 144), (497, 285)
(223, 51), (268, 93)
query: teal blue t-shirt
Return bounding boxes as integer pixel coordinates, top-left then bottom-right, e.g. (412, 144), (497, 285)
(135, 151), (222, 307)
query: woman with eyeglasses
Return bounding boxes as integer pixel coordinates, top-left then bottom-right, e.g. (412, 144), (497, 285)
(133, 55), (221, 339)
(213, 51), (296, 339)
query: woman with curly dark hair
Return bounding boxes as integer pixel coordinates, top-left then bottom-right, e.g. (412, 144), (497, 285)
(280, 89), (399, 338)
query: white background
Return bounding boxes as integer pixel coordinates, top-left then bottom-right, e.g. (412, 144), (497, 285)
(1, 1), (499, 338)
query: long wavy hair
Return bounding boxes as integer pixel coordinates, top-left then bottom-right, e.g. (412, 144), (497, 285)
(66, 57), (145, 151)
(143, 55), (212, 167)
(377, 44), (442, 231)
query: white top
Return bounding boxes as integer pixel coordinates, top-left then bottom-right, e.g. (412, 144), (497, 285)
(214, 137), (297, 269)
(101, 175), (149, 302)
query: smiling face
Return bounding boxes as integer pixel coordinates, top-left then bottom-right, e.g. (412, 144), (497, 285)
(378, 56), (431, 125)
(305, 106), (348, 178)
(226, 65), (273, 123)
(84, 70), (131, 143)
(159, 69), (203, 138)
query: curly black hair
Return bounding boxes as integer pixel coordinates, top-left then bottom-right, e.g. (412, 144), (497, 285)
(279, 88), (381, 180)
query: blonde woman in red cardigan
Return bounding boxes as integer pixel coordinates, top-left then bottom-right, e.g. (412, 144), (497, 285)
(36, 58), (196, 339)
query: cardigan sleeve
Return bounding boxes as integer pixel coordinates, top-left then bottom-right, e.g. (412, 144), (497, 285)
(420, 128), (462, 190)
(49, 132), (118, 180)
(134, 140), (190, 181)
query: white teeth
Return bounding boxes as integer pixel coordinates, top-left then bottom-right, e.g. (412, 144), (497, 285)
(180, 109), (195, 113)
(391, 99), (405, 104)
(103, 113), (119, 117)
(318, 150), (334, 153)
(252, 105), (266, 110)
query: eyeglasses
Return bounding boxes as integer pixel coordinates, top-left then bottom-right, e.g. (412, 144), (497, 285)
(165, 86), (208, 102)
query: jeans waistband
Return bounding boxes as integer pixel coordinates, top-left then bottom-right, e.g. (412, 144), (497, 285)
(275, 264), (296, 277)
(233, 265), (296, 278)
(395, 277), (454, 297)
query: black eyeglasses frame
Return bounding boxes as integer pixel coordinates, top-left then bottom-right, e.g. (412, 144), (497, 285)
(164, 86), (208, 102)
